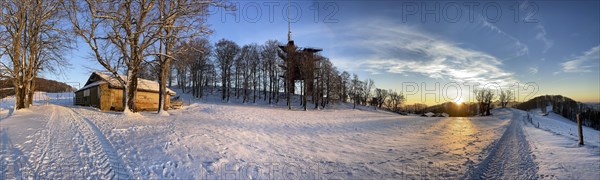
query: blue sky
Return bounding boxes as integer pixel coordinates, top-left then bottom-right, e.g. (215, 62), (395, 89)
(48, 0), (600, 105)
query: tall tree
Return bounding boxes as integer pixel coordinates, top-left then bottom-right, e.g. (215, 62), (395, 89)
(1, 0), (70, 110)
(350, 74), (360, 109)
(215, 39), (239, 102)
(154, 0), (218, 114)
(340, 71), (350, 103)
(261, 40), (279, 104)
(247, 44), (260, 103)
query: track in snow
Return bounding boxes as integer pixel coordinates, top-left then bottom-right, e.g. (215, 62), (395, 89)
(465, 112), (538, 179)
(2, 105), (131, 179)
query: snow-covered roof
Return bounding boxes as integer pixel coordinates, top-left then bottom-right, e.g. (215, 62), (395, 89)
(424, 112), (435, 117)
(79, 81), (106, 91)
(76, 71), (176, 95)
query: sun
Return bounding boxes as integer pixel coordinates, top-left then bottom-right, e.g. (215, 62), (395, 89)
(453, 97), (465, 104)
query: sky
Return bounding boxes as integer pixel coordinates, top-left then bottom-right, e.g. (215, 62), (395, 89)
(47, 0), (600, 105)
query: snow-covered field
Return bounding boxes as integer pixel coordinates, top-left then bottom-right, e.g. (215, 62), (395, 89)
(0, 91), (599, 179)
(516, 108), (600, 179)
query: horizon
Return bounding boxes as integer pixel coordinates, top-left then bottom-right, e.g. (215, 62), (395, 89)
(42, 0), (599, 106)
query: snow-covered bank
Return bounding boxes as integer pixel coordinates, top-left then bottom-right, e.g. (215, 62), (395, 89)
(514, 108), (600, 179)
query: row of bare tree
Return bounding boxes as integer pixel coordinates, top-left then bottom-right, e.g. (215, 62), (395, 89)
(474, 88), (513, 116)
(164, 38), (368, 110)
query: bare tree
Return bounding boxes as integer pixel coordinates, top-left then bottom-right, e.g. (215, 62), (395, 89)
(153, 0), (221, 113)
(261, 40), (279, 104)
(374, 88), (389, 108)
(215, 39), (239, 102)
(474, 88), (495, 116)
(238, 44), (251, 102)
(1, 0), (71, 110)
(350, 74), (361, 109)
(363, 78), (374, 106)
(484, 89), (495, 116)
(340, 71), (350, 103)
(499, 89), (513, 108)
(245, 44), (260, 103)
(320, 58), (335, 107)
(386, 90), (405, 112)
(173, 38), (212, 98)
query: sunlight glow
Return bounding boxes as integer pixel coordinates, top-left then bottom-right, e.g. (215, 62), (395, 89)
(454, 97), (465, 105)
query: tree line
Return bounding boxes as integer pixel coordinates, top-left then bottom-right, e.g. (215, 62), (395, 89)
(0, 77), (75, 99)
(154, 37), (390, 111)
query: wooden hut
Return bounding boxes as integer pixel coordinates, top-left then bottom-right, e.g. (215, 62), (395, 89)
(74, 72), (176, 111)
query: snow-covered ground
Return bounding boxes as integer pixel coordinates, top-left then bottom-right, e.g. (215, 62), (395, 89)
(516, 108), (600, 179)
(1, 91), (599, 179)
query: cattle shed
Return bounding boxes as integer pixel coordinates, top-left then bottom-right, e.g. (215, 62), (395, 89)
(74, 72), (176, 111)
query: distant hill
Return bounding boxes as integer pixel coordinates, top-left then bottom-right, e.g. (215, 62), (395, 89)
(0, 78), (76, 98)
(515, 95), (600, 130)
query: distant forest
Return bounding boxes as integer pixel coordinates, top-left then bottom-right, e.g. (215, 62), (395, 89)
(0, 78), (75, 99)
(515, 95), (600, 130)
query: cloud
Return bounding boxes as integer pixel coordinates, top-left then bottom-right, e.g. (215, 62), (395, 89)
(529, 66), (538, 74)
(560, 45), (600, 73)
(335, 19), (518, 87)
(535, 24), (554, 53)
(480, 18), (529, 56)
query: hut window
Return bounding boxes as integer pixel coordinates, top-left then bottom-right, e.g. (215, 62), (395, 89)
(83, 89), (90, 97)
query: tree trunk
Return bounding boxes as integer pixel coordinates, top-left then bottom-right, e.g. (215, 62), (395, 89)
(222, 69), (227, 101)
(126, 69), (138, 112)
(14, 84), (25, 110)
(27, 81), (35, 106)
(158, 58), (170, 113)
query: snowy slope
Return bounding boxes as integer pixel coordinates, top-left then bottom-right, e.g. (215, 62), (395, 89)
(2, 91), (598, 179)
(514, 108), (600, 179)
(1, 94), (511, 179)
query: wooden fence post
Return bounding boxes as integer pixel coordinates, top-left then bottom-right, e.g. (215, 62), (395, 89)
(577, 113), (584, 145)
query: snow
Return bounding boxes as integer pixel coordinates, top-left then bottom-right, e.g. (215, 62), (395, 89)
(523, 106), (600, 147)
(513, 108), (600, 179)
(1, 91), (599, 179)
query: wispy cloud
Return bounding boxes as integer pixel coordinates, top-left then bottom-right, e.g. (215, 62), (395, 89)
(335, 19), (518, 86)
(529, 66), (538, 74)
(560, 45), (600, 73)
(480, 18), (529, 56)
(536, 24), (554, 53)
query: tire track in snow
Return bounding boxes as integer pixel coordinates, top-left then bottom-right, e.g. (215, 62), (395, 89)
(464, 112), (538, 179)
(29, 105), (131, 179)
(66, 106), (132, 179)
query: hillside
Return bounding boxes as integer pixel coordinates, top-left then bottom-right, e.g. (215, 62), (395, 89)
(513, 108), (600, 179)
(515, 95), (600, 130)
(0, 78), (76, 99)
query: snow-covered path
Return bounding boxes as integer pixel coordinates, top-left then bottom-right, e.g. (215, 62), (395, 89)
(465, 109), (537, 179)
(1, 105), (131, 179)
